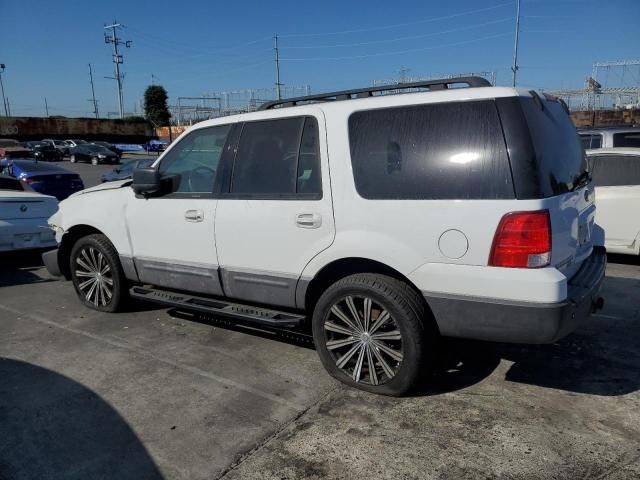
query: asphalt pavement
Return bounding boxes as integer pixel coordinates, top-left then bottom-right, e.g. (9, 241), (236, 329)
(0, 162), (639, 479)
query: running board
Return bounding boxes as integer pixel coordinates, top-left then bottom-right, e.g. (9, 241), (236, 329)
(129, 286), (306, 328)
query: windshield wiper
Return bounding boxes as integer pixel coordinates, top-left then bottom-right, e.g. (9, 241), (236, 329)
(572, 170), (592, 191)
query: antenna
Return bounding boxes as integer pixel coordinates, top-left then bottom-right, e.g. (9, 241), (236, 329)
(88, 63), (99, 118)
(274, 34), (282, 100)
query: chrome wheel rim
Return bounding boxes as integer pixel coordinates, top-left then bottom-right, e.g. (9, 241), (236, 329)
(75, 247), (113, 307)
(323, 296), (403, 385)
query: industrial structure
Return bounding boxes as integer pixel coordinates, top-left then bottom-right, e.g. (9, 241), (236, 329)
(547, 60), (640, 111)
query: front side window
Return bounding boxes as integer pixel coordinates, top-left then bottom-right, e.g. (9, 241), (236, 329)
(580, 134), (602, 150)
(591, 155), (640, 187)
(230, 116), (321, 197)
(160, 125), (231, 194)
(348, 100), (513, 199)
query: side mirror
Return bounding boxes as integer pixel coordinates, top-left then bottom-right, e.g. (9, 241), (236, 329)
(132, 167), (161, 196)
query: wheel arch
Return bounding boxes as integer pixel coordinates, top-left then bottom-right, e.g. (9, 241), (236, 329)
(300, 257), (432, 321)
(58, 224), (106, 279)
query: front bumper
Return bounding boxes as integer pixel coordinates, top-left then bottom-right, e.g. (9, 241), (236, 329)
(42, 248), (62, 277)
(424, 247), (606, 344)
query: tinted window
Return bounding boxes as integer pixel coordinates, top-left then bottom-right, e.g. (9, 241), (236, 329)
(613, 132), (640, 148)
(231, 117), (305, 195)
(348, 100), (513, 199)
(591, 155), (640, 187)
(160, 125), (230, 193)
(580, 134), (602, 150)
(520, 98), (587, 195)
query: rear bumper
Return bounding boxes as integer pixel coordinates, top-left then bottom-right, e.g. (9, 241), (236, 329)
(424, 247), (606, 344)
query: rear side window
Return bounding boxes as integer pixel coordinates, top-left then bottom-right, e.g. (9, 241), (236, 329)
(348, 100), (513, 199)
(591, 155), (640, 187)
(613, 132), (640, 148)
(580, 134), (602, 150)
(230, 116), (322, 198)
(519, 98), (587, 195)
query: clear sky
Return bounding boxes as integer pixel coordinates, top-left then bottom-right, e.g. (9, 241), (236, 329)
(1, 0), (639, 117)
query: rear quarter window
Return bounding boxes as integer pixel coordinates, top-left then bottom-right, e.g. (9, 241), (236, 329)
(348, 100), (514, 199)
(591, 154), (640, 187)
(613, 132), (640, 148)
(518, 98), (587, 196)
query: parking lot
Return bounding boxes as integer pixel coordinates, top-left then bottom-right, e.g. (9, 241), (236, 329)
(1, 163), (640, 479)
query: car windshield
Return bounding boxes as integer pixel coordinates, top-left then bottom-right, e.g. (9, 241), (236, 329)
(0, 139), (19, 147)
(74, 139), (87, 144)
(86, 145), (110, 153)
(53, 140), (65, 146)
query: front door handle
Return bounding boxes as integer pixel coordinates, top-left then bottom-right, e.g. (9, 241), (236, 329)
(185, 209), (204, 222)
(296, 212), (322, 229)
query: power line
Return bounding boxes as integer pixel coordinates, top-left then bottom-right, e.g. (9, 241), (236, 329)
(104, 21), (131, 119)
(282, 18), (512, 49)
(280, 32), (512, 61)
(279, 1), (512, 38)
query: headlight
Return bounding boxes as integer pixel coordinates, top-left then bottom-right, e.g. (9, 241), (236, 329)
(98, 154), (107, 158)
(48, 224), (64, 235)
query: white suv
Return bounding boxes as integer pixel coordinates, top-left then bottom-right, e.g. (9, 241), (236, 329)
(43, 78), (606, 396)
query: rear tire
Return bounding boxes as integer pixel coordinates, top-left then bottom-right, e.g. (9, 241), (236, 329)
(312, 273), (436, 396)
(70, 234), (127, 312)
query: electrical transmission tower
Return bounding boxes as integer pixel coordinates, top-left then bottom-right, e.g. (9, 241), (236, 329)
(104, 21), (131, 119)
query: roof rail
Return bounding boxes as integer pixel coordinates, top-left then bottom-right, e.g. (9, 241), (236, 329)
(259, 76), (492, 110)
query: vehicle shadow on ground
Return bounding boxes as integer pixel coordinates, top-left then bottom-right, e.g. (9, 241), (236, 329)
(0, 358), (164, 480)
(420, 274), (640, 397)
(0, 249), (55, 287)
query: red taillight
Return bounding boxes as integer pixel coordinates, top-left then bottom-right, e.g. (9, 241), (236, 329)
(489, 210), (551, 268)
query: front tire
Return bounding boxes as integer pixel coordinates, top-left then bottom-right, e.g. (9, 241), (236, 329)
(312, 273), (436, 396)
(70, 234), (127, 312)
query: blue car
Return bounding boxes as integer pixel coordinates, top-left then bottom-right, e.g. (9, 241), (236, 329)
(144, 139), (168, 153)
(0, 159), (84, 200)
(101, 158), (154, 182)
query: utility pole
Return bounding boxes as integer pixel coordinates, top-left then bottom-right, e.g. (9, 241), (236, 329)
(511, 0), (521, 87)
(44, 97), (49, 116)
(0, 64), (8, 117)
(88, 63), (99, 118)
(274, 34), (282, 100)
(104, 22), (131, 119)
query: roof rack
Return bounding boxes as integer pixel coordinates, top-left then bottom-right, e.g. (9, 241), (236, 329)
(259, 76), (492, 110)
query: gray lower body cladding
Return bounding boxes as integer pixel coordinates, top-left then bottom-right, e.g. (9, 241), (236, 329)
(424, 247), (606, 344)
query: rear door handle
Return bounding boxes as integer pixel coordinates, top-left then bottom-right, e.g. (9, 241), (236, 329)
(185, 209), (204, 222)
(296, 213), (322, 229)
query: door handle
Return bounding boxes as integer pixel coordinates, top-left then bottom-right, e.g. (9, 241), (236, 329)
(185, 209), (204, 222)
(295, 213), (322, 229)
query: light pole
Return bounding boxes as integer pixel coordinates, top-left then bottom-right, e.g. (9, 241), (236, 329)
(0, 64), (8, 117)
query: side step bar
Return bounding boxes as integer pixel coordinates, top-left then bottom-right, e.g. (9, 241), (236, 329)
(129, 286), (306, 328)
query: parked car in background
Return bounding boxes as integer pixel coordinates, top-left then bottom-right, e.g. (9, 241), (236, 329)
(145, 139), (168, 153)
(101, 158), (154, 182)
(579, 127), (640, 150)
(91, 141), (123, 160)
(69, 144), (119, 165)
(0, 186), (58, 252)
(0, 159), (84, 200)
(42, 139), (70, 157)
(586, 147), (640, 255)
(63, 139), (88, 149)
(43, 78), (605, 396)
(21, 141), (62, 162)
(0, 139), (33, 160)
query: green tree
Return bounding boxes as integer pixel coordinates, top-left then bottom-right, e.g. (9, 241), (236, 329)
(144, 85), (171, 127)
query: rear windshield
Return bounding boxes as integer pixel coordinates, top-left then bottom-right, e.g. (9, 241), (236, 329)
(13, 161), (66, 172)
(348, 100), (514, 199)
(519, 97), (587, 195)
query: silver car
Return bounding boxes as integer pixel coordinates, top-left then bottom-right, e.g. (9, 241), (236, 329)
(578, 127), (640, 150)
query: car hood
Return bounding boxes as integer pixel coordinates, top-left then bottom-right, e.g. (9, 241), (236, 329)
(69, 179), (131, 197)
